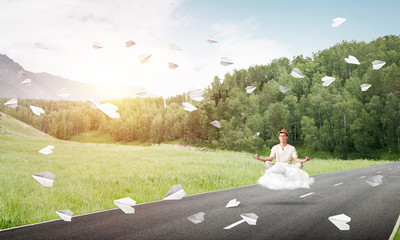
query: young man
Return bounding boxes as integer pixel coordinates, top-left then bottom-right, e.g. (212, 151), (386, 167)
(253, 129), (311, 169)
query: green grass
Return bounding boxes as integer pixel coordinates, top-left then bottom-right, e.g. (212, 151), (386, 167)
(0, 112), (399, 236)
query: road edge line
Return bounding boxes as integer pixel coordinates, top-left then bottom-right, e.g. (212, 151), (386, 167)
(389, 213), (400, 240)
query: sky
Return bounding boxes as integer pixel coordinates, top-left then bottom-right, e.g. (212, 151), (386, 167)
(0, 0), (399, 97)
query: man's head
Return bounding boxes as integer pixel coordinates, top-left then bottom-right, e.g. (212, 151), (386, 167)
(278, 129), (288, 143)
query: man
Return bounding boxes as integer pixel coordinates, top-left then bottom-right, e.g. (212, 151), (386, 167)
(253, 129), (311, 169)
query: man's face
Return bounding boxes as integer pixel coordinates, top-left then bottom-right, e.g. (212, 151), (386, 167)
(279, 133), (288, 142)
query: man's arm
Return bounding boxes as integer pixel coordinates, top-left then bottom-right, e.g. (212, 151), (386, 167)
(253, 154), (273, 162)
(294, 156), (311, 163)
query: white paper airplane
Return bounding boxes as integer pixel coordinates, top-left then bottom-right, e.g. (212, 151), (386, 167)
(56, 210), (73, 222)
(253, 132), (260, 138)
(210, 120), (221, 128)
(35, 42), (48, 50)
(4, 98), (18, 108)
(226, 199), (240, 208)
(245, 86), (256, 94)
(372, 60), (386, 70)
(87, 98), (99, 109)
(57, 88), (70, 98)
(164, 184), (186, 200)
(329, 214), (351, 230)
(97, 103), (120, 119)
(220, 57), (233, 66)
(39, 145), (54, 155)
(168, 62), (179, 69)
(183, 102), (198, 112)
(114, 197), (136, 214)
(365, 175), (383, 187)
(188, 212), (205, 224)
(21, 78), (31, 85)
(322, 76), (335, 87)
(207, 37), (218, 43)
(290, 68), (304, 78)
(279, 85), (290, 93)
(32, 171), (55, 187)
(360, 84), (371, 92)
(30, 105), (45, 116)
(126, 40), (136, 48)
(193, 63), (208, 72)
(344, 55), (360, 65)
(169, 43), (182, 51)
(224, 213), (258, 229)
(138, 54), (152, 64)
(332, 17), (346, 27)
(92, 42), (103, 49)
(189, 89), (204, 101)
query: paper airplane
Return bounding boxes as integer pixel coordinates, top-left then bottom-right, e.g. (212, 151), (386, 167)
(194, 63), (208, 72)
(253, 132), (260, 138)
(87, 98), (99, 109)
(183, 102), (197, 112)
(97, 103), (120, 118)
(56, 210), (73, 222)
(168, 62), (179, 69)
(139, 54), (152, 64)
(57, 88), (70, 98)
(210, 120), (221, 128)
(322, 76), (335, 87)
(30, 105), (45, 116)
(290, 68), (304, 78)
(32, 171), (55, 187)
(17, 71), (27, 78)
(126, 40), (136, 48)
(344, 55), (360, 65)
(4, 98), (18, 108)
(365, 175), (383, 187)
(226, 199), (240, 208)
(329, 214), (351, 230)
(92, 42), (103, 49)
(114, 197), (136, 214)
(35, 42), (47, 50)
(207, 37), (218, 43)
(189, 89), (204, 101)
(39, 145), (54, 155)
(360, 84), (371, 91)
(188, 212), (205, 224)
(224, 213), (258, 229)
(169, 43), (182, 51)
(21, 78), (31, 85)
(220, 57), (233, 66)
(331, 17), (346, 27)
(164, 184), (186, 200)
(245, 86), (256, 94)
(372, 60), (386, 70)
(279, 85), (290, 93)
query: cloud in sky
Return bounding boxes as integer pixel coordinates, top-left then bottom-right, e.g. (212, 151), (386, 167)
(0, 0), (293, 97)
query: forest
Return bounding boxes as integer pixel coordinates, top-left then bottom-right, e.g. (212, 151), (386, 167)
(1, 35), (400, 159)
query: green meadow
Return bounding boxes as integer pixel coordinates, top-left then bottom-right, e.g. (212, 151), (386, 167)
(0, 112), (397, 232)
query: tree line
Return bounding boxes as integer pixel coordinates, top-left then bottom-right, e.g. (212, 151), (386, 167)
(1, 35), (400, 159)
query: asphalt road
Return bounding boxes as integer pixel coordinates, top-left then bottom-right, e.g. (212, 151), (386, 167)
(1, 162), (399, 240)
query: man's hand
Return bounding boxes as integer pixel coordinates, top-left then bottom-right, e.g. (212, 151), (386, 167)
(253, 154), (259, 160)
(305, 156), (311, 162)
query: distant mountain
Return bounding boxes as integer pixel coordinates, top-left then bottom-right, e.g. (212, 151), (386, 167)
(0, 53), (158, 101)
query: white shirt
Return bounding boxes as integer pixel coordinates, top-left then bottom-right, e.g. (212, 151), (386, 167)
(269, 144), (298, 164)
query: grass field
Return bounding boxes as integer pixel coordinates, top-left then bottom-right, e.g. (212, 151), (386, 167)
(0, 112), (398, 236)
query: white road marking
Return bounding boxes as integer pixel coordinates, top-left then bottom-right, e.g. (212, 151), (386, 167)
(299, 192), (314, 198)
(333, 183), (343, 187)
(360, 176), (366, 178)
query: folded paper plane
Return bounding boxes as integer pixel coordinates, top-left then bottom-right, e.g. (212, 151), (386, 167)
(21, 78), (31, 85)
(169, 43), (182, 51)
(97, 103), (120, 118)
(245, 86), (256, 94)
(372, 60), (386, 70)
(30, 105), (45, 116)
(207, 37), (218, 43)
(4, 98), (18, 108)
(39, 145), (54, 155)
(139, 54), (152, 64)
(189, 89), (204, 101)
(344, 55), (360, 65)
(360, 84), (371, 92)
(188, 212), (205, 224)
(253, 132), (260, 138)
(126, 40), (136, 48)
(279, 85), (290, 93)
(35, 42), (48, 50)
(224, 213), (258, 229)
(57, 88), (70, 98)
(164, 184), (186, 200)
(332, 17), (346, 27)
(290, 68), (304, 78)
(365, 175), (383, 187)
(168, 62), (179, 69)
(220, 57), (233, 66)
(194, 63), (208, 72)
(32, 171), (55, 187)
(322, 76), (335, 87)
(87, 98), (99, 109)
(183, 102), (197, 112)
(114, 197), (136, 214)
(56, 210), (73, 222)
(329, 214), (351, 230)
(92, 42), (103, 49)
(226, 199), (240, 208)
(210, 120), (221, 128)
